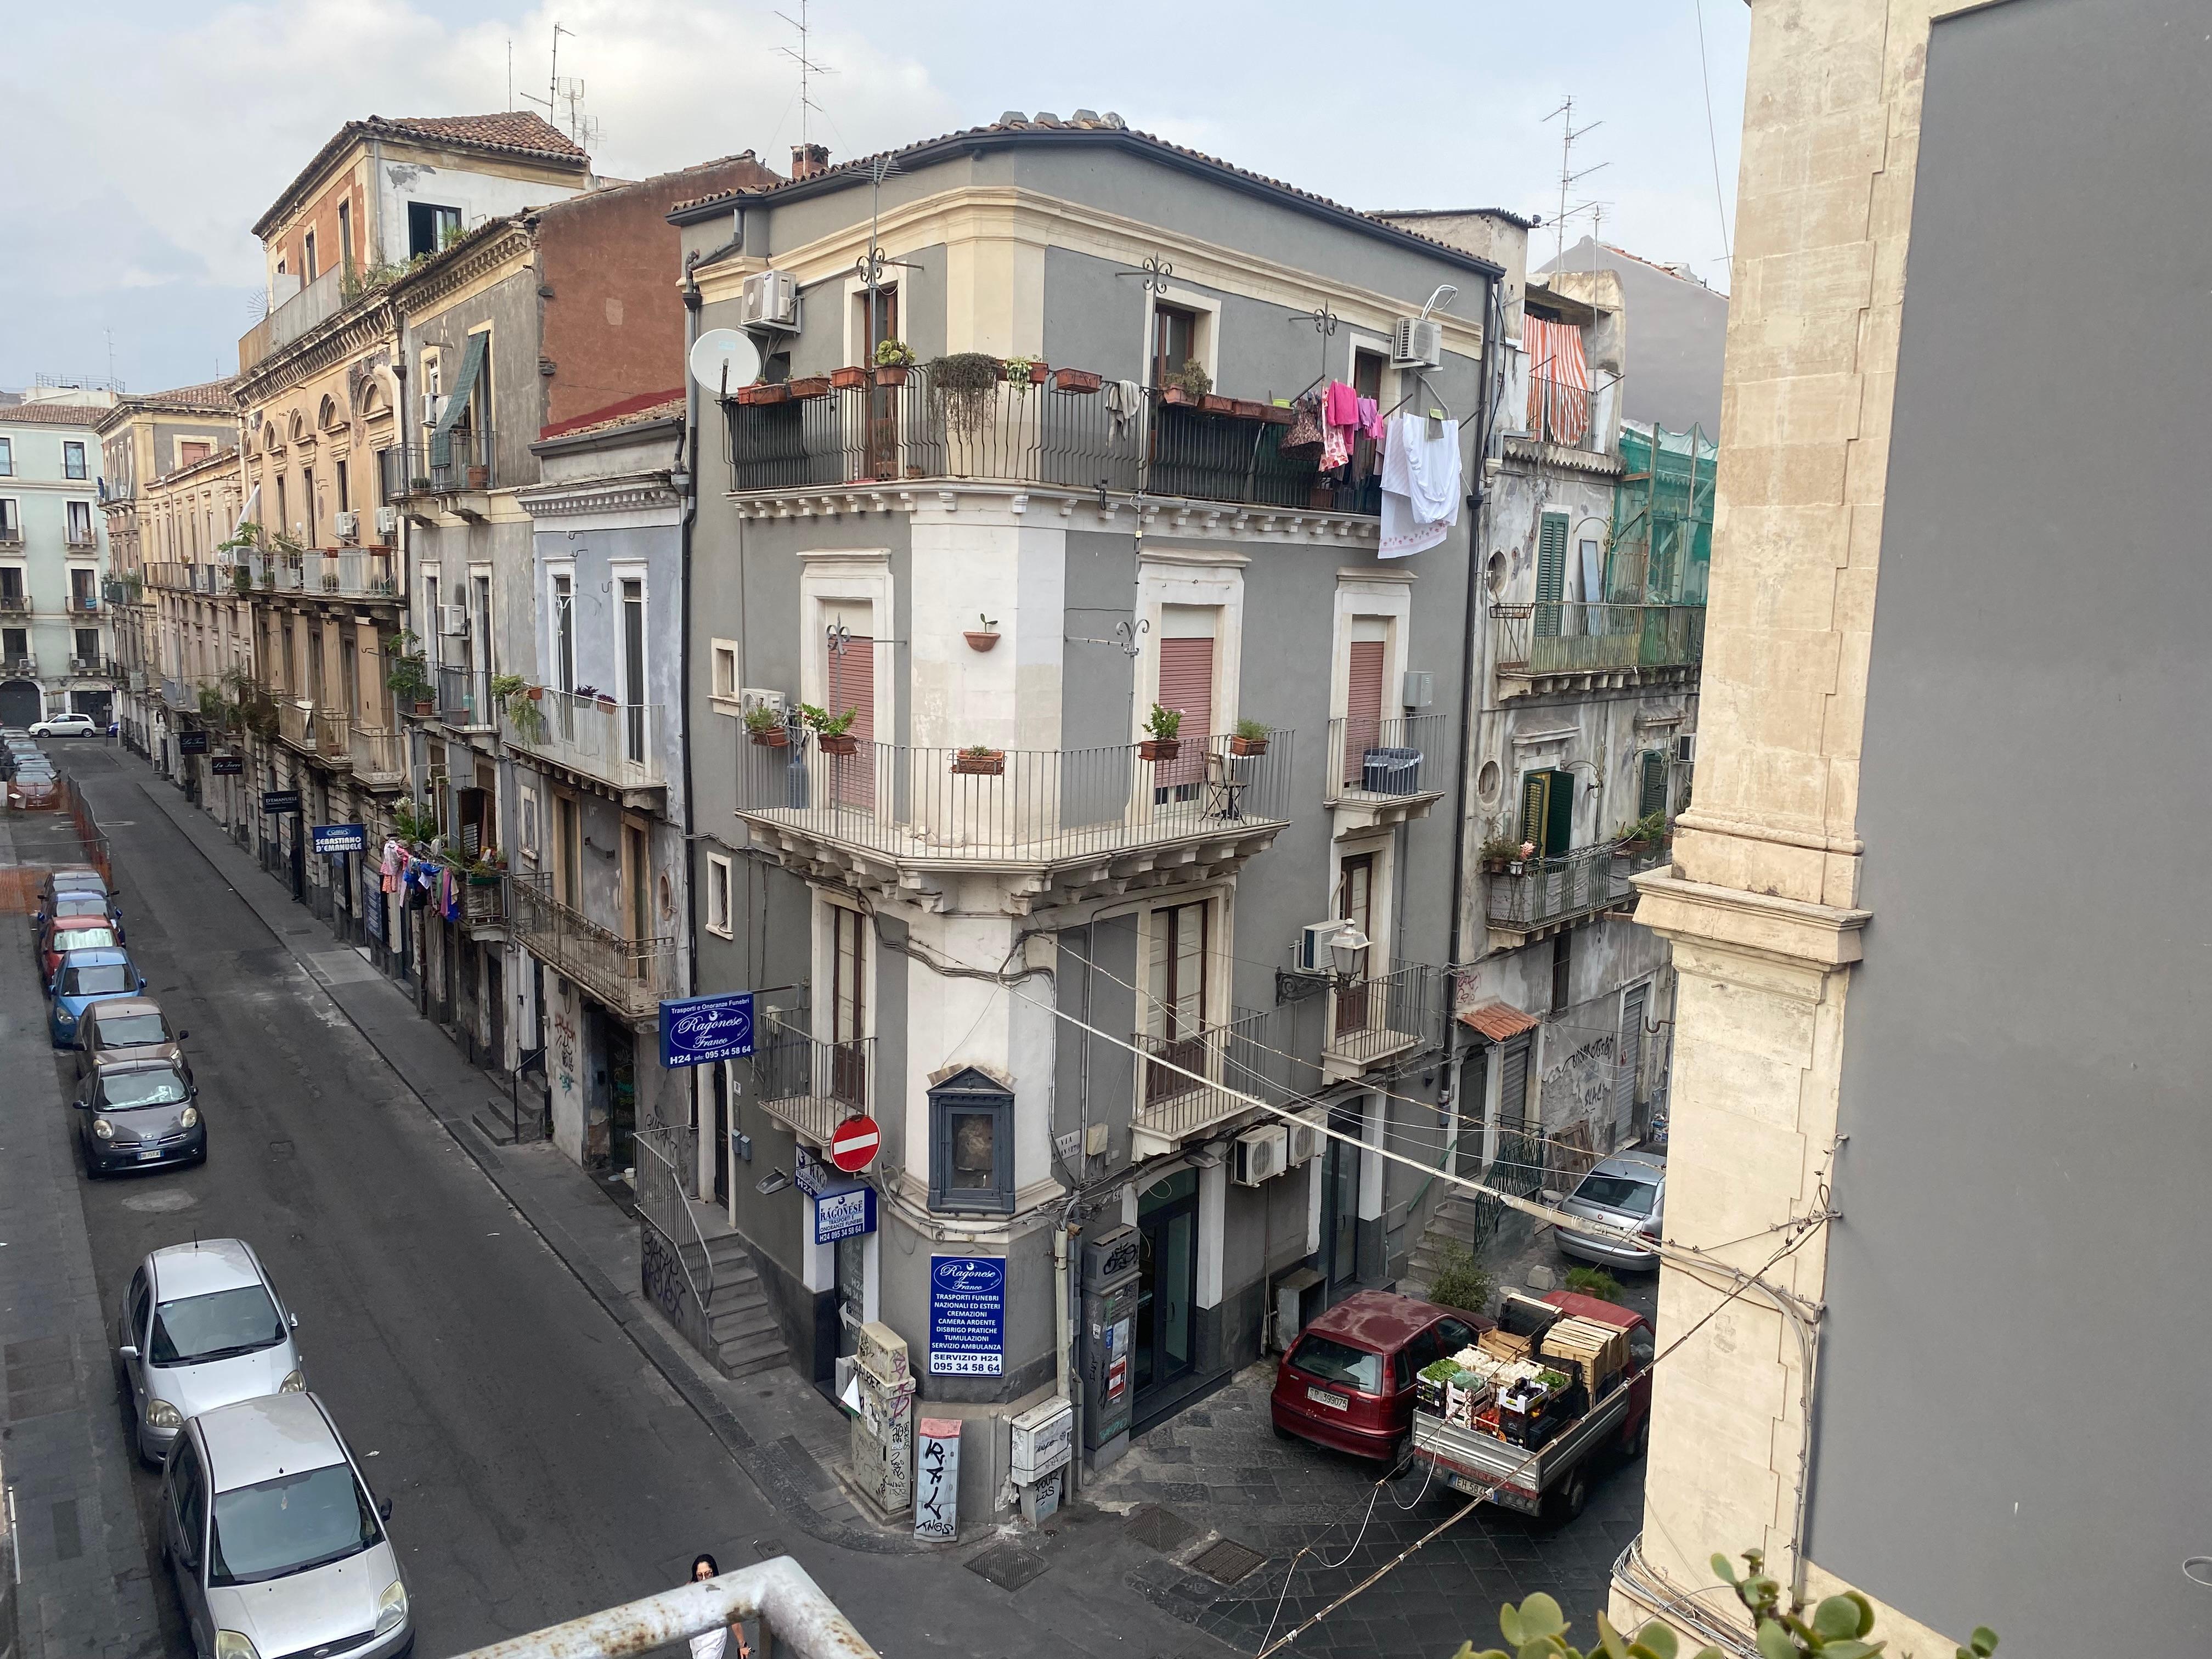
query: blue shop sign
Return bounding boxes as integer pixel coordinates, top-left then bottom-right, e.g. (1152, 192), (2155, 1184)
(312, 823), (366, 855)
(928, 1255), (1006, 1377)
(812, 1183), (876, 1244)
(658, 990), (754, 1068)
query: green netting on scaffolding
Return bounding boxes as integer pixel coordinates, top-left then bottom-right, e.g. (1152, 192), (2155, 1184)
(1607, 422), (1717, 605)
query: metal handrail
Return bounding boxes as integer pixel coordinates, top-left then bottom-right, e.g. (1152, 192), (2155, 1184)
(1493, 601), (1705, 677)
(1485, 840), (1633, 930)
(633, 1125), (715, 1308)
(1323, 712), (1443, 802)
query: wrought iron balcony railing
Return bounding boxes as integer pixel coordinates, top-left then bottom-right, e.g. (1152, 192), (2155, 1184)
(437, 665), (493, 729)
(1485, 840), (1640, 935)
(502, 689), (664, 793)
(509, 871), (676, 1022)
(394, 429), (498, 496)
(1132, 1010), (1282, 1145)
(1323, 711), (1445, 805)
(1324, 960), (1442, 1070)
(736, 727), (1294, 872)
(1492, 601), (1705, 690)
(751, 1013), (874, 1147)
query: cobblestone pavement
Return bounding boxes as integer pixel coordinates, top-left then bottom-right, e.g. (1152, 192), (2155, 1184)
(1085, 1362), (1644, 1657)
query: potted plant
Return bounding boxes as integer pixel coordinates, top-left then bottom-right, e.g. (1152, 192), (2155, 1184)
(952, 743), (1006, 776)
(386, 631), (433, 714)
(964, 613), (1000, 652)
(1160, 359), (1211, 407)
(1139, 703), (1183, 762)
(802, 702), (861, 754)
(787, 375), (831, 399)
(1231, 399), (1267, 421)
(1229, 717), (1271, 757)
(1620, 810), (1667, 855)
(494, 674), (546, 743)
(744, 706), (789, 747)
(737, 380), (789, 405)
(1478, 833), (1521, 874)
(927, 352), (1004, 436)
(1200, 392), (1235, 415)
(1003, 355), (1047, 387)
(1053, 367), (1102, 394)
(466, 460), (490, 489)
(873, 338), (916, 386)
(831, 365), (869, 390)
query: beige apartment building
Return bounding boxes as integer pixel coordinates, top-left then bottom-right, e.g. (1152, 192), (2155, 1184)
(1616, 0), (2202, 1652)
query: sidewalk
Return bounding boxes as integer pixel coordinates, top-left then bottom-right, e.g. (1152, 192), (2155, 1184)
(0, 815), (164, 1659)
(130, 778), (905, 1555)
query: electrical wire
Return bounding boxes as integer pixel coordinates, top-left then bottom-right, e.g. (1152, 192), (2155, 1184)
(1693, 0), (1735, 275)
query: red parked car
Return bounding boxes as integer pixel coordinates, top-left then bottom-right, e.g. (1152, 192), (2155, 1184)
(1271, 1290), (1494, 1462)
(39, 915), (121, 985)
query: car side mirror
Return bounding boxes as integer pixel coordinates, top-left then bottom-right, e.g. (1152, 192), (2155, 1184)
(177, 1030), (189, 1042)
(289, 1312), (300, 1330)
(137, 975), (147, 992)
(119, 1344), (139, 1362)
(376, 1497), (393, 1521)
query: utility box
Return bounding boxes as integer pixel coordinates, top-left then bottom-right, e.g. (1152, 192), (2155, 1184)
(1082, 1224), (1139, 1290)
(849, 1321), (916, 1517)
(1272, 1266), (1325, 1353)
(1009, 1397), (1074, 1485)
(1081, 1262), (1140, 1463)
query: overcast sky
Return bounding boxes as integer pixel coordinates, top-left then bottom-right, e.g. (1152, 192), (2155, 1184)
(0, 0), (1748, 396)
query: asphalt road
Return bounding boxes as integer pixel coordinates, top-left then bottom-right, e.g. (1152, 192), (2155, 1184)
(30, 742), (1235, 1659)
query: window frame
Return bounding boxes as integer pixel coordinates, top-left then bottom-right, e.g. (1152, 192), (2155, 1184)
(0, 437), (12, 477)
(62, 441), (87, 481)
(710, 639), (740, 709)
(927, 1073), (1015, 1214)
(704, 851), (733, 939)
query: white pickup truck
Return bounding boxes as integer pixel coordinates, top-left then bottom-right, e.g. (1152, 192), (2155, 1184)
(1408, 1290), (1654, 1520)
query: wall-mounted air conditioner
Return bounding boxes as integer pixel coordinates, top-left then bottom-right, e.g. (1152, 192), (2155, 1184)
(374, 506), (399, 537)
(740, 687), (787, 720)
(1296, 918), (1364, 975)
(1233, 1125), (1288, 1187)
(440, 603), (471, 636)
(1286, 1112), (1321, 1167)
(421, 393), (447, 427)
(332, 511), (359, 543)
(740, 270), (800, 331)
(1391, 317), (1442, 369)
(1674, 732), (1696, 765)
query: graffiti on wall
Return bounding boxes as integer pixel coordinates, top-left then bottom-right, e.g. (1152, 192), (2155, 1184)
(640, 1223), (690, 1321)
(552, 1007), (578, 1098)
(1539, 1030), (1617, 1134)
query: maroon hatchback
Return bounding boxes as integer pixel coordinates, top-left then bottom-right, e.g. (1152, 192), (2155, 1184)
(1271, 1291), (1493, 1462)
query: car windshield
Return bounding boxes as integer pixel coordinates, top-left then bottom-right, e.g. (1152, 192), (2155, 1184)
(1573, 1173), (1659, 1216)
(150, 1285), (284, 1365)
(207, 1465), (379, 1587)
(95, 1013), (168, 1047)
(64, 964), (131, 995)
(1290, 1335), (1384, 1393)
(55, 927), (116, 953)
(101, 1068), (189, 1110)
(54, 895), (108, 917)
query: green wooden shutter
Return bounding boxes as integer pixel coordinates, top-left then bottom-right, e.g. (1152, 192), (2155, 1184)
(1519, 771), (1550, 851)
(1534, 512), (1567, 637)
(1638, 750), (1668, 820)
(1545, 768), (1575, 856)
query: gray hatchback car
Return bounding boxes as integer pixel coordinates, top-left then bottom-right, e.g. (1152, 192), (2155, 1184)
(118, 1240), (303, 1464)
(1555, 1153), (1667, 1272)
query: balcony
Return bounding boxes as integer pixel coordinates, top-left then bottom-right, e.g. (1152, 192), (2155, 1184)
(1130, 1010), (1285, 1155)
(349, 724), (405, 787)
(1323, 712), (1446, 831)
(394, 430), (497, 518)
(5, 657), (36, 679)
(66, 593), (100, 618)
(1485, 841), (1646, 943)
(736, 729), (1295, 903)
(751, 1014), (873, 1148)
(1323, 961), (1441, 1076)
(313, 550), (399, 600)
(1492, 601), (1705, 697)
(724, 369), (1379, 517)
(239, 264), (345, 373)
(146, 563), (228, 596)
(65, 527), (99, 551)
(0, 525), (21, 548)
(314, 706), (351, 765)
(509, 871), (676, 1024)
(0, 595), (29, 620)
(276, 699), (315, 751)
(445, 862), (507, 933)
(437, 666), (493, 731)
(503, 689), (665, 804)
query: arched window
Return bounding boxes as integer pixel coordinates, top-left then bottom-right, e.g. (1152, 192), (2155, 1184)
(318, 395), (339, 430)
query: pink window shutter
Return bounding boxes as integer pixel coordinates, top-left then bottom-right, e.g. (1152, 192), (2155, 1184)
(1344, 640), (1385, 786)
(1154, 635), (1213, 789)
(826, 634), (874, 807)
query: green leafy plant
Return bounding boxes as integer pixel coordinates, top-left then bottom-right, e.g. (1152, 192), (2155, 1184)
(958, 743), (1002, 760)
(873, 337), (917, 368)
(385, 630), (433, 704)
(492, 676), (546, 742)
(1171, 358), (1212, 400)
(391, 798), (438, 845)
(926, 352), (1005, 433)
(743, 704), (785, 737)
(1426, 1243), (1495, 1318)
(1234, 716), (1270, 741)
(1564, 1266), (1626, 1305)
(1454, 1555), (1997, 1659)
(1144, 703), (1183, 741)
(1002, 354), (1041, 392)
(799, 702), (857, 738)
(1620, 809), (1667, 845)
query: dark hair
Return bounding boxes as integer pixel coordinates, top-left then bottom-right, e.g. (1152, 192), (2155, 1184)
(692, 1554), (719, 1579)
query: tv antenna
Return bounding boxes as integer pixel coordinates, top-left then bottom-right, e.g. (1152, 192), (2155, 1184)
(776, 0), (836, 151)
(855, 155), (915, 348)
(520, 23), (577, 137)
(1543, 96), (1609, 274)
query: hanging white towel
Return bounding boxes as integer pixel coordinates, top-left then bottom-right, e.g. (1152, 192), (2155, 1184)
(1379, 414), (1462, 558)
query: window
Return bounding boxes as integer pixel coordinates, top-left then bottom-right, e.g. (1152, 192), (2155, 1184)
(1519, 768), (1575, 858)
(300, 467), (315, 539)
(551, 573), (574, 692)
(623, 819), (651, 943)
(3, 627), (26, 663)
(337, 199), (353, 270)
(1550, 930), (1573, 1015)
(0, 438), (11, 477)
(63, 441), (87, 481)
(275, 475), (287, 538)
(619, 575), (645, 761)
(66, 501), (94, 544)
(302, 229), (317, 283)
(1150, 302), (1199, 388)
(335, 456), (349, 515)
(711, 641), (738, 704)
(1333, 852), (1376, 1038)
(927, 1069), (1014, 1214)
(0, 501), (15, 539)
(1, 567), (22, 600)
(830, 902), (866, 1046)
(1534, 511), (1567, 636)
(1288, 1335), (1383, 1395)
(1341, 622), (1386, 787)
(178, 439), (212, 469)
(75, 628), (99, 663)
(407, 202), (461, 259)
(554, 793), (581, 905)
(1154, 607), (1214, 802)
(169, 1442), (206, 1570)
(705, 852), (733, 938)
(1637, 749), (1668, 822)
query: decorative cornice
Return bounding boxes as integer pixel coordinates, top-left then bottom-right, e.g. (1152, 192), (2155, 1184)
(391, 222), (537, 317)
(1502, 435), (1624, 477)
(516, 472), (680, 519)
(238, 297), (399, 405)
(1630, 869), (1870, 974)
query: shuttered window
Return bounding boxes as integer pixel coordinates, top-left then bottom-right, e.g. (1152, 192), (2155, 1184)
(1616, 983), (1647, 1134)
(824, 622), (873, 808)
(1519, 768), (1575, 857)
(1534, 512), (1568, 637)
(1499, 1034), (1532, 1130)
(1155, 632), (1213, 795)
(1343, 638), (1386, 786)
(1638, 749), (1668, 821)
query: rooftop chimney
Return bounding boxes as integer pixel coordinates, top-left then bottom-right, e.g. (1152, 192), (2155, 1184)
(790, 143), (830, 182)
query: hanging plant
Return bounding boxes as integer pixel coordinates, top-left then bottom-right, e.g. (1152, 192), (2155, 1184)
(927, 353), (1003, 435)
(874, 338), (917, 386)
(952, 744), (1006, 776)
(1002, 356), (1047, 389)
(745, 705), (789, 747)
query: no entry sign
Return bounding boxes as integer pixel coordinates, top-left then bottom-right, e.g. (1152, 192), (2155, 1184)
(830, 1114), (881, 1174)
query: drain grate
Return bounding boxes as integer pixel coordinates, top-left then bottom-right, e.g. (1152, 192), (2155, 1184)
(1190, 1537), (1269, 1585)
(964, 1542), (1050, 1592)
(1125, 1504), (1200, 1553)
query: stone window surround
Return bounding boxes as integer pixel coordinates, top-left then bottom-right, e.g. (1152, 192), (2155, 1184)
(1130, 546), (1244, 747)
(796, 549), (894, 742)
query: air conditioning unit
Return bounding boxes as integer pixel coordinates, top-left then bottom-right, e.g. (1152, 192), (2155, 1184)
(740, 269), (800, 330)
(1296, 918), (1363, 975)
(332, 511), (359, 543)
(440, 603), (471, 636)
(1286, 1111), (1322, 1167)
(1391, 316), (1443, 369)
(1234, 1124), (1289, 1187)
(1674, 732), (1697, 765)
(740, 687), (786, 720)
(421, 393), (447, 426)
(374, 505), (400, 537)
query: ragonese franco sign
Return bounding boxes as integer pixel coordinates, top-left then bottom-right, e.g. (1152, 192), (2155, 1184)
(657, 990), (754, 1068)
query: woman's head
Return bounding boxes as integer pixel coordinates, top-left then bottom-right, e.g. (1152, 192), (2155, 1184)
(692, 1554), (719, 1583)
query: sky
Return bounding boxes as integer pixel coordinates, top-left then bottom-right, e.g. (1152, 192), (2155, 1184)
(0, 0), (1749, 396)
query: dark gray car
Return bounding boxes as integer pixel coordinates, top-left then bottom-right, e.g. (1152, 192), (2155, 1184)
(1555, 1153), (1667, 1272)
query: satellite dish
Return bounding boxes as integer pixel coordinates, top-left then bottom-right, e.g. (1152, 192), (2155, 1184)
(689, 328), (761, 397)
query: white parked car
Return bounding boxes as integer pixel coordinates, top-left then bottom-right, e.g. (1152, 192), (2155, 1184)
(118, 1240), (304, 1465)
(31, 711), (97, 737)
(161, 1393), (411, 1659)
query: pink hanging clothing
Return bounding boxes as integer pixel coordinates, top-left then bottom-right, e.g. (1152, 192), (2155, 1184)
(1324, 380), (1360, 430)
(1357, 396), (1384, 444)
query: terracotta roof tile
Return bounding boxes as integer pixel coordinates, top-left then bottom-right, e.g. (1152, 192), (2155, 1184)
(0, 402), (112, 427)
(1459, 1001), (1540, 1042)
(538, 391), (685, 443)
(144, 379), (238, 409)
(375, 112), (587, 161)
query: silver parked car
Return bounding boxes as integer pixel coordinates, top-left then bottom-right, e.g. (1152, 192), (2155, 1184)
(1555, 1153), (1667, 1272)
(160, 1393), (411, 1659)
(118, 1240), (303, 1465)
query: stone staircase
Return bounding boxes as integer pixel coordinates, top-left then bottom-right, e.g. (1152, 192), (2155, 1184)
(1400, 1187), (1504, 1304)
(675, 1222), (793, 1381)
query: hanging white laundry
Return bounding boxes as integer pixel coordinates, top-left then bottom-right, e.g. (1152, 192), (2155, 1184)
(1379, 414), (1463, 558)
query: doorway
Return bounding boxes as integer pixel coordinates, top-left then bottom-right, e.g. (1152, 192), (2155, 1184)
(606, 1025), (637, 1174)
(834, 1233), (866, 1360)
(486, 952), (505, 1071)
(1135, 1168), (1199, 1401)
(1321, 1102), (1364, 1295)
(708, 1063), (731, 1206)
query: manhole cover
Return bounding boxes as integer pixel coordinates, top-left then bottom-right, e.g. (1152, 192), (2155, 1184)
(1125, 1504), (1200, 1553)
(964, 1542), (1049, 1592)
(121, 1190), (197, 1213)
(1190, 1538), (1268, 1584)
(269, 1141), (296, 1159)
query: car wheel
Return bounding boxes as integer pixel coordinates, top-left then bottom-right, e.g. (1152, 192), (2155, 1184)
(1623, 1415), (1649, 1460)
(1552, 1469), (1589, 1522)
(1272, 1420), (1294, 1441)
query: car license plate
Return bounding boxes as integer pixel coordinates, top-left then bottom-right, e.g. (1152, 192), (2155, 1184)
(136, 1149), (162, 1162)
(1306, 1386), (1349, 1410)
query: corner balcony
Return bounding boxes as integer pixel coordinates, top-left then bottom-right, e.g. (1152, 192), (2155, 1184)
(1492, 601), (1705, 698)
(1483, 839), (1666, 944)
(349, 724), (405, 787)
(392, 431), (497, 523)
(1323, 960), (1442, 1079)
(437, 667), (494, 732)
(1322, 712), (1445, 834)
(509, 871), (677, 1025)
(735, 729), (1295, 908)
(751, 1014), (873, 1149)
(502, 689), (665, 808)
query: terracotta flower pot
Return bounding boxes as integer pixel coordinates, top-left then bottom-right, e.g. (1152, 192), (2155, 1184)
(874, 365), (910, 388)
(787, 376), (832, 399)
(816, 732), (859, 755)
(1009, 363), (1048, 385)
(750, 728), (789, 748)
(754, 383), (789, 404)
(1261, 404), (1295, 425)
(526, 685), (543, 702)
(1160, 386), (1192, 407)
(1229, 733), (1268, 756)
(466, 465), (490, 490)
(1052, 369), (1102, 394)
(1232, 399), (1268, 421)
(1199, 393), (1235, 415)
(1139, 737), (1181, 762)
(830, 366), (868, 390)
(413, 698), (435, 716)
(963, 630), (1000, 652)
(951, 752), (1006, 776)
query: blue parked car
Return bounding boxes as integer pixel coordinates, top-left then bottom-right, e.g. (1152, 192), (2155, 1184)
(49, 948), (148, 1049)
